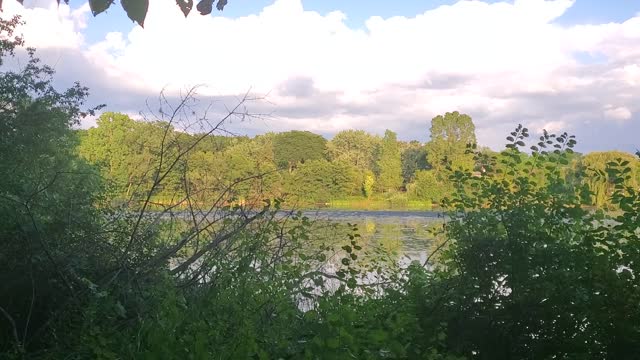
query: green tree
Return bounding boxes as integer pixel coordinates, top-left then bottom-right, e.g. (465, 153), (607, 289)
(217, 138), (279, 201)
(362, 171), (375, 198)
(425, 111), (477, 174)
(273, 130), (327, 172)
(328, 130), (382, 197)
(376, 130), (403, 192)
(580, 151), (639, 208)
(0, 16), (104, 353)
(327, 130), (381, 172)
(411, 170), (448, 204)
(422, 126), (640, 359)
(78, 112), (149, 195)
(284, 159), (357, 203)
(400, 140), (429, 184)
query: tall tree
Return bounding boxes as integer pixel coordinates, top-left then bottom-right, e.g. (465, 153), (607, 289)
(411, 170), (449, 204)
(78, 112), (170, 196)
(0, 17), (104, 353)
(581, 151), (639, 208)
(401, 140), (429, 184)
(273, 130), (327, 172)
(425, 111), (477, 174)
(284, 159), (358, 203)
(376, 130), (403, 192)
(327, 130), (381, 172)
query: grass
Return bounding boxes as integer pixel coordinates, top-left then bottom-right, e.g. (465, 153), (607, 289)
(111, 194), (437, 212)
(325, 197), (434, 211)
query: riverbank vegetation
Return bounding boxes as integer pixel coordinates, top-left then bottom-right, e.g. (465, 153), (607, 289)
(2, 16), (640, 359)
(76, 109), (639, 211)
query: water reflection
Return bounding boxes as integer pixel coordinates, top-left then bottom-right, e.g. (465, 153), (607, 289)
(302, 210), (444, 265)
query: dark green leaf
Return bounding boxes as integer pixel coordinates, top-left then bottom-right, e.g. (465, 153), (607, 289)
(347, 278), (357, 289)
(122, 0), (149, 27)
(89, 0), (113, 16)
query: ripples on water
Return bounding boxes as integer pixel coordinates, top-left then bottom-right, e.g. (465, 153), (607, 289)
(300, 210), (445, 265)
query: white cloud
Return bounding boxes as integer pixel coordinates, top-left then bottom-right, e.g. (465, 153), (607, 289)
(538, 120), (567, 134)
(76, 0), (582, 96)
(2, 0), (640, 151)
(604, 106), (632, 122)
(2, 0), (88, 48)
(622, 64), (640, 86)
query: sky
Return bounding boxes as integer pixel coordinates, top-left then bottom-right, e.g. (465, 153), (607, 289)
(1, 0), (639, 152)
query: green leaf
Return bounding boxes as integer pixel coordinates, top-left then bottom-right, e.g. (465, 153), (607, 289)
(369, 329), (388, 342)
(122, 0), (149, 27)
(89, 0), (113, 16)
(312, 336), (324, 347)
(114, 302), (126, 318)
(326, 337), (340, 349)
(347, 278), (357, 289)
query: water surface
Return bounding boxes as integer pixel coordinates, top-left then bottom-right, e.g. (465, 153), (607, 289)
(301, 210), (445, 264)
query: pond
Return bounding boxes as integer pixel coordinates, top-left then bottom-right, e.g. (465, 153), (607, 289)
(163, 208), (446, 271)
(300, 210), (445, 265)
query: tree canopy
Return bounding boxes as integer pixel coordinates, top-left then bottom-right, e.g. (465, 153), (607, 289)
(376, 130), (403, 192)
(426, 111), (477, 173)
(273, 130), (327, 172)
(327, 129), (381, 171)
(73, 111), (640, 210)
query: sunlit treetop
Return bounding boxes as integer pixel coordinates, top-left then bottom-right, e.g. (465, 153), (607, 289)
(1, 0), (230, 27)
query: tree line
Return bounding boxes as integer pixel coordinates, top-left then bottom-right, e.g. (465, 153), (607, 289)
(77, 111), (640, 210)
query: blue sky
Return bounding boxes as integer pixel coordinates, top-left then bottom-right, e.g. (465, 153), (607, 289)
(81, 0), (640, 45)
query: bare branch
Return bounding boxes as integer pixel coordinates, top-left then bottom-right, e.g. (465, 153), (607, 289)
(0, 305), (22, 353)
(170, 207), (268, 275)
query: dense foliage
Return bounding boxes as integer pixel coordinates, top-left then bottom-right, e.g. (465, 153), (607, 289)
(2, 16), (640, 359)
(76, 111), (639, 211)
